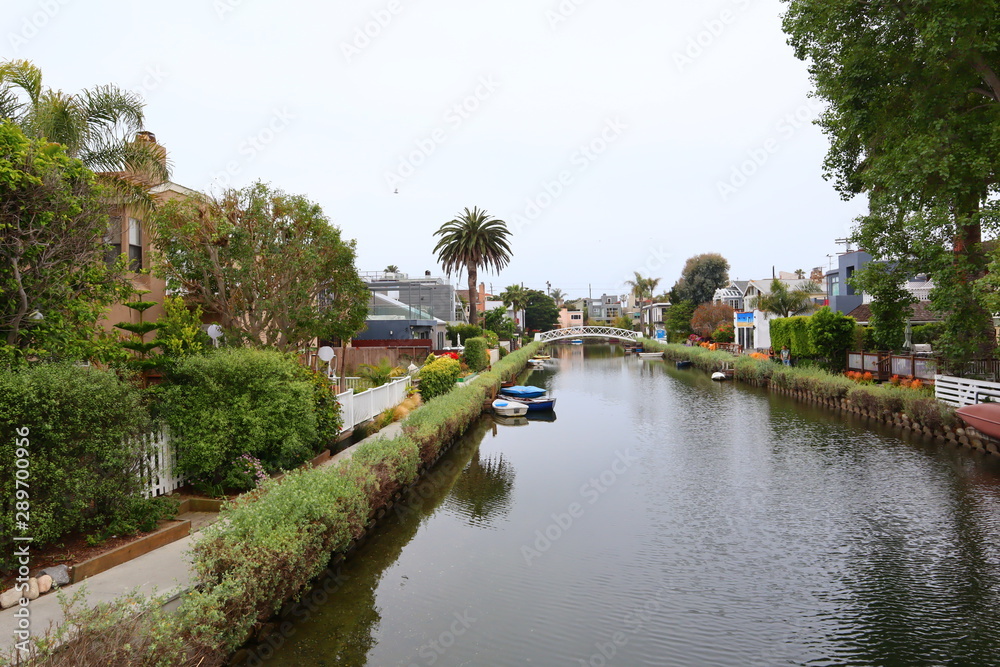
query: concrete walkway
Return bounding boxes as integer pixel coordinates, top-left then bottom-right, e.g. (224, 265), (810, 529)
(0, 421), (406, 657)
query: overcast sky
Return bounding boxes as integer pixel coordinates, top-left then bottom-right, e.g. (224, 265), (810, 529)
(6, 0), (869, 300)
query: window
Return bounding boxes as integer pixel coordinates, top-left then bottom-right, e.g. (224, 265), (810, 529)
(128, 218), (143, 270)
(571, 314), (582, 320)
(845, 266), (855, 295)
(104, 216), (122, 266)
(830, 275), (840, 297)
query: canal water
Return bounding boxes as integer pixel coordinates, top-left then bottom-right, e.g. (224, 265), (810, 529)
(267, 344), (1000, 666)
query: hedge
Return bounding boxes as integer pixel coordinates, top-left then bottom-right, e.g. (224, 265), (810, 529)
(0, 364), (171, 568)
(9, 341), (544, 666)
(418, 356), (462, 400)
(769, 316), (815, 357)
(155, 348), (330, 493)
(462, 337), (489, 372)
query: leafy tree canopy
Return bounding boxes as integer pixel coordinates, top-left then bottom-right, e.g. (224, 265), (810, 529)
(0, 121), (130, 363)
(749, 279), (821, 318)
(670, 253), (729, 305)
(523, 290), (560, 332)
(691, 302), (735, 338)
(149, 182), (369, 350)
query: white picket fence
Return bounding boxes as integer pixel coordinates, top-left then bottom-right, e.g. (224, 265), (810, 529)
(137, 426), (185, 498)
(935, 374), (1000, 408)
(138, 375), (412, 498)
(336, 376), (412, 434)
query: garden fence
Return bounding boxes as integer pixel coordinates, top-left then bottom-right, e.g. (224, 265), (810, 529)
(934, 375), (1000, 408)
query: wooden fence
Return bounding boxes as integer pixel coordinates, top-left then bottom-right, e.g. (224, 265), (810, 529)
(845, 352), (937, 382)
(300, 346), (426, 376)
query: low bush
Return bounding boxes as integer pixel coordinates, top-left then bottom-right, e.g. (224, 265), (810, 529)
(418, 356), (462, 400)
(446, 323), (483, 346)
(462, 337), (490, 372)
(0, 364), (171, 567)
(156, 348), (323, 493)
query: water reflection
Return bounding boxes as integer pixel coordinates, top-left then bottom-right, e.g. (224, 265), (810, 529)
(265, 344), (1000, 667)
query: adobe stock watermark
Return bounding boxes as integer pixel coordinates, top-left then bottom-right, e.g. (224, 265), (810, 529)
(383, 75), (500, 191)
(7, 0), (72, 53)
(673, 0), (755, 72)
(206, 107), (295, 191)
(521, 449), (638, 566)
(578, 584), (669, 666)
(213, 0), (250, 20)
(12, 425), (32, 657)
(406, 609), (476, 667)
(715, 98), (822, 202)
(510, 117), (628, 233)
(341, 0), (404, 63)
(127, 65), (168, 102)
(546, 0), (589, 30)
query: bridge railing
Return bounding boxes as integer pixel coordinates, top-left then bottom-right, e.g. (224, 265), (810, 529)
(534, 326), (640, 342)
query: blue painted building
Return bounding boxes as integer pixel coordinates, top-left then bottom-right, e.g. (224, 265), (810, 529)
(825, 250), (872, 315)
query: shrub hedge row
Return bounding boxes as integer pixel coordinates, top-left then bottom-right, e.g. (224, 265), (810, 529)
(646, 340), (956, 431)
(15, 341), (542, 665)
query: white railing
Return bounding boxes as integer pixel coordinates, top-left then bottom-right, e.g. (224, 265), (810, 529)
(935, 375), (1000, 407)
(138, 426), (185, 498)
(336, 375), (411, 434)
(534, 326), (640, 343)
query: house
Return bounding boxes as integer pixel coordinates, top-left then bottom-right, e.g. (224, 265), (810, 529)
(362, 270), (467, 325)
(456, 282), (491, 319)
(101, 133), (200, 331)
(558, 308), (584, 329)
(355, 290), (449, 348)
(825, 250), (873, 314)
(585, 294), (625, 325)
(713, 281), (750, 311)
(734, 278), (827, 351)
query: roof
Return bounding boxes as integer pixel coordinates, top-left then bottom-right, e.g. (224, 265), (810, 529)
(846, 301), (941, 324)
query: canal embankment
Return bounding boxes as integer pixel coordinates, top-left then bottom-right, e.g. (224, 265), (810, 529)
(4, 342), (543, 666)
(639, 339), (1000, 458)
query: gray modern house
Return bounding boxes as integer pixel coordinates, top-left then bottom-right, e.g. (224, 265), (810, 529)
(825, 250), (872, 315)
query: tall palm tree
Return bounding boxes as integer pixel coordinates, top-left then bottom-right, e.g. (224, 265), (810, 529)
(0, 59), (170, 209)
(549, 287), (566, 307)
(433, 207), (512, 327)
(749, 279), (821, 318)
(499, 284), (530, 331)
(625, 271), (661, 336)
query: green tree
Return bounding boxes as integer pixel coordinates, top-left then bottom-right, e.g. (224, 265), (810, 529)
(808, 306), (857, 371)
(433, 206), (512, 327)
(549, 287), (566, 306)
(0, 122), (130, 362)
(850, 260), (916, 351)
(523, 290), (560, 332)
(748, 279), (821, 318)
(483, 306), (516, 339)
(783, 2), (1000, 365)
(625, 271), (661, 337)
(0, 59), (169, 208)
(149, 182), (369, 350)
(499, 284), (530, 331)
(670, 253), (730, 305)
(665, 301), (696, 342)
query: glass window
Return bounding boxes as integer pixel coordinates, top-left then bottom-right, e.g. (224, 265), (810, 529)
(104, 216), (122, 266)
(128, 218), (142, 270)
(830, 275), (840, 296)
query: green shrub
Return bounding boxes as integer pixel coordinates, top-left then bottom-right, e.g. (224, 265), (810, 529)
(446, 323), (483, 346)
(0, 364), (171, 565)
(808, 306), (856, 371)
(462, 337), (490, 372)
(769, 316), (815, 357)
(482, 329), (499, 348)
(499, 346), (509, 359)
(294, 365), (343, 446)
(912, 323), (945, 346)
(156, 348), (320, 493)
(418, 356), (462, 400)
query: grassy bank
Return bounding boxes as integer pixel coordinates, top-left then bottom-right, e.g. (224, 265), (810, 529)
(9, 342), (543, 666)
(642, 339), (956, 432)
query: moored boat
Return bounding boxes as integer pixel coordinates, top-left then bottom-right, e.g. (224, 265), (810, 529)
(570, 339), (583, 345)
(676, 360), (693, 369)
(711, 372), (727, 381)
(638, 352), (662, 359)
(956, 402), (1000, 440)
(492, 398), (529, 417)
(518, 396), (557, 412)
(499, 385), (547, 399)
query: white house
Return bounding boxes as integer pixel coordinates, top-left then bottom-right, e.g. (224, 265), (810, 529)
(734, 278), (827, 351)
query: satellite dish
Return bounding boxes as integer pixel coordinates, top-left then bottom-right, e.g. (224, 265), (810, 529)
(317, 346), (335, 362)
(207, 324), (223, 340)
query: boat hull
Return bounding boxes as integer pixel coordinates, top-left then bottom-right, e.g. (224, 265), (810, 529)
(492, 398), (529, 417)
(956, 403), (1000, 440)
(675, 360), (693, 369)
(520, 396), (556, 412)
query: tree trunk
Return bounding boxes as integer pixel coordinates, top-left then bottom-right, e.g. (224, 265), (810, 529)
(467, 267), (478, 327)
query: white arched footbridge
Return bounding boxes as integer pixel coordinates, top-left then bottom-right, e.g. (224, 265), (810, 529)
(534, 326), (640, 343)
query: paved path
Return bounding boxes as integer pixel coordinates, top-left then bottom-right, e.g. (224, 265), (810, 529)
(0, 421), (405, 658)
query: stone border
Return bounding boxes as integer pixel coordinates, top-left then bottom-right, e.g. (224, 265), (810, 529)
(767, 385), (1000, 457)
